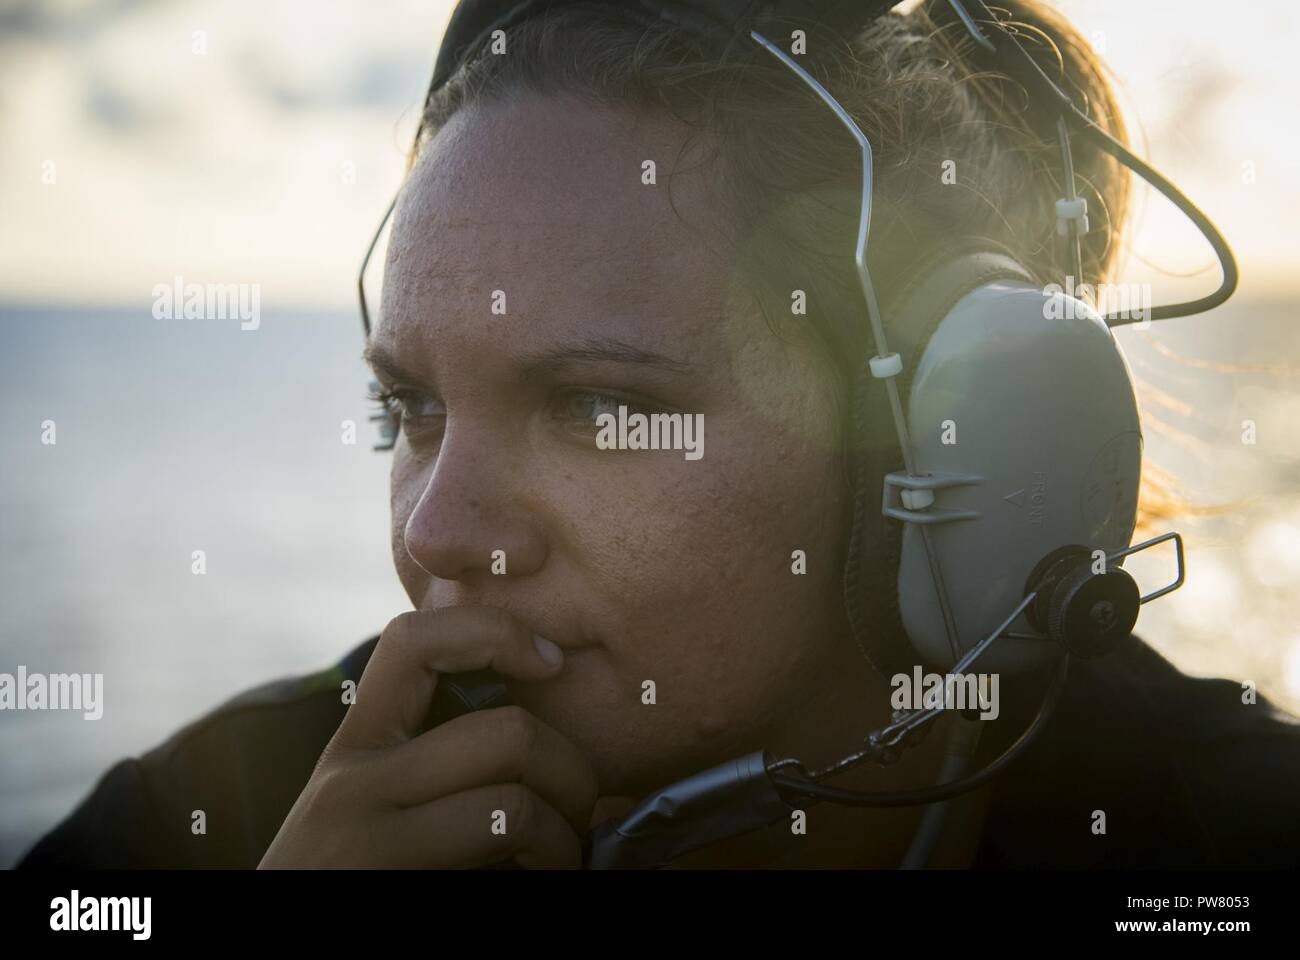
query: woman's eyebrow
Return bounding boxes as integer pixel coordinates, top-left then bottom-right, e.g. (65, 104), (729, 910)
(364, 338), (695, 386)
(362, 343), (423, 385)
(518, 338), (694, 381)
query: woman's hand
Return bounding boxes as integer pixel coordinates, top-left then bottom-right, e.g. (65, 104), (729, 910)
(258, 607), (600, 868)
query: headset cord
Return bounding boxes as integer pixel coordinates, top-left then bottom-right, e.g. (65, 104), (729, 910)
(768, 651), (1071, 808)
(1065, 103), (1239, 324)
(943, 0), (1238, 325)
(899, 714), (984, 868)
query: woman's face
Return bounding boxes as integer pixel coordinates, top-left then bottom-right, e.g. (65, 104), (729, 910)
(371, 92), (880, 797)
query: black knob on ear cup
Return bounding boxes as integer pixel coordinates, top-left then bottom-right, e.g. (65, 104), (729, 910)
(1025, 545), (1090, 632)
(1045, 565), (1140, 657)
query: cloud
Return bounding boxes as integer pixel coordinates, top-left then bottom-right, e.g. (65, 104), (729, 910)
(0, 0), (163, 43)
(234, 47), (431, 114)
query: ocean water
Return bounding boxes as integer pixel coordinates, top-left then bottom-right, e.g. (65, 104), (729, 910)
(0, 304), (408, 866)
(1, 298), (1297, 866)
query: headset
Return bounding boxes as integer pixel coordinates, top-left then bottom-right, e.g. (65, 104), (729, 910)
(357, 0), (1237, 867)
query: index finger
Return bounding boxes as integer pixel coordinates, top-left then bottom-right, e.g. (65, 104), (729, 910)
(333, 607), (563, 749)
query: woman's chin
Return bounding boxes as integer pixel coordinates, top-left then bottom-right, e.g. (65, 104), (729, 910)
(502, 652), (722, 798)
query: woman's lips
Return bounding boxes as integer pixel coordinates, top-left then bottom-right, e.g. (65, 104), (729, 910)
(428, 602), (598, 655)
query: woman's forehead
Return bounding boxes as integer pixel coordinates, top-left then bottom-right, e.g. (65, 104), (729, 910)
(408, 96), (729, 255)
(381, 94), (741, 358)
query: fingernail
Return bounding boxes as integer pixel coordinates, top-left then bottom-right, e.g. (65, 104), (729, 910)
(533, 634), (563, 668)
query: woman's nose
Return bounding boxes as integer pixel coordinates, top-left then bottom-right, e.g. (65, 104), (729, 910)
(401, 431), (548, 582)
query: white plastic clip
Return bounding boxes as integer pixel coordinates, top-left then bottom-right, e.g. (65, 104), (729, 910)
(869, 353), (903, 379)
(1055, 197), (1089, 237)
(900, 488), (935, 511)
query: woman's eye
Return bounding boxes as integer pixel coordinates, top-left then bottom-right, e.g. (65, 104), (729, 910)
(560, 391), (625, 425)
(553, 389), (667, 432)
(373, 386), (444, 422)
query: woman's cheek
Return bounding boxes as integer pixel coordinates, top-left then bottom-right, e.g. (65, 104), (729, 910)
(569, 450), (828, 684)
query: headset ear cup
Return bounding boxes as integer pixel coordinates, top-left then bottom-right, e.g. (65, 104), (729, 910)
(842, 239), (1032, 676)
(878, 244), (1141, 673)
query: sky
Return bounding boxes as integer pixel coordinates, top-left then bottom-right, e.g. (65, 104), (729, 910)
(1, 0), (1299, 309)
